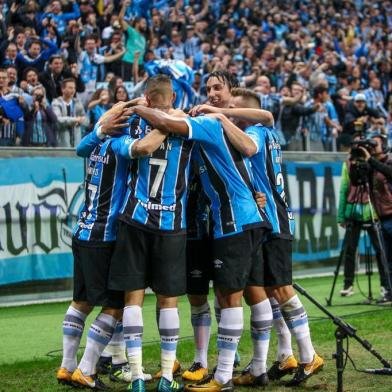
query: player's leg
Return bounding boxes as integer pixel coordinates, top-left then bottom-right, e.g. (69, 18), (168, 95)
(186, 229), (262, 391)
(57, 239), (95, 385)
(108, 222), (150, 392)
(71, 240), (123, 390)
(57, 300), (92, 385)
(152, 232), (187, 392)
(272, 285), (324, 386)
(182, 238), (213, 381)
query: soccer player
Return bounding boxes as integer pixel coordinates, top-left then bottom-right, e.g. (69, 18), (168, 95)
(182, 71), (274, 384)
(206, 88), (324, 387)
(108, 75), (192, 392)
(57, 106), (167, 390)
(128, 94), (272, 392)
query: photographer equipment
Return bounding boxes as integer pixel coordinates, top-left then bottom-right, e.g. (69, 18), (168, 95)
(295, 283), (392, 392)
(326, 140), (392, 306)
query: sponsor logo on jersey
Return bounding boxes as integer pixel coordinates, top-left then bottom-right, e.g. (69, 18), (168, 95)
(138, 199), (176, 211)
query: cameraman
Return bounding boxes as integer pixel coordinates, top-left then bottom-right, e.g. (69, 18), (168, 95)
(22, 86), (58, 146)
(359, 134), (392, 303)
(338, 134), (388, 297)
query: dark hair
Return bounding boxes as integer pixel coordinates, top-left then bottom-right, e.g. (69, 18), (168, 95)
(49, 55), (63, 64)
(27, 39), (41, 49)
(231, 87), (261, 107)
(61, 77), (76, 89)
(114, 86), (129, 103)
(206, 71), (239, 91)
(313, 84), (328, 98)
(23, 67), (39, 80)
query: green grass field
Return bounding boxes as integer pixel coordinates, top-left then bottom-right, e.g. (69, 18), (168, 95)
(1, 274), (392, 392)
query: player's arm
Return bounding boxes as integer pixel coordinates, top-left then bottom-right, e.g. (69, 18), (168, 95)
(131, 129), (167, 157)
(191, 104), (274, 127)
(132, 105), (190, 136)
(206, 113), (258, 157)
(76, 112), (130, 157)
(112, 129), (167, 160)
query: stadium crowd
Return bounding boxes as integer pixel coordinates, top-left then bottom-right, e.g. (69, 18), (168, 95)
(0, 0), (390, 149)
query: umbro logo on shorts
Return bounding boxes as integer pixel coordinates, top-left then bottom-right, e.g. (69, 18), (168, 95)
(213, 259), (223, 269)
(190, 269), (202, 278)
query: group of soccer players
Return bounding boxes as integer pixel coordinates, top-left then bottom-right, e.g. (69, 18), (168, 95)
(56, 71), (324, 392)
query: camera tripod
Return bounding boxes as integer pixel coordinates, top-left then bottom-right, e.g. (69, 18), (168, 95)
(295, 283), (392, 392)
(326, 181), (392, 306)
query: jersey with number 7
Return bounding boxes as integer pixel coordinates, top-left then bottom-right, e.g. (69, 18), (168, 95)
(119, 116), (194, 233)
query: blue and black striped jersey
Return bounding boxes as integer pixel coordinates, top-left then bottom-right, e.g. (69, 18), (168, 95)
(246, 124), (295, 239)
(72, 129), (133, 243)
(119, 117), (194, 233)
(185, 116), (271, 238)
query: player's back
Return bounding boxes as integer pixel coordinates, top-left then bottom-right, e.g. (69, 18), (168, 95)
(246, 124), (294, 239)
(73, 137), (130, 242)
(120, 116), (193, 233)
(186, 116), (271, 238)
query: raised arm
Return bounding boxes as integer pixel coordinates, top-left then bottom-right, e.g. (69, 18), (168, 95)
(119, 0), (130, 30)
(207, 113), (257, 157)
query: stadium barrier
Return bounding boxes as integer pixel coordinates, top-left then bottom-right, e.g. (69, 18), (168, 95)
(1, 149), (357, 303)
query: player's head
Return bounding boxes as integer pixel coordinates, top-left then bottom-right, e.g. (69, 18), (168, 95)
(145, 75), (175, 112)
(231, 88), (261, 109)
(206, 71), (239, 108)
(230, 88), (261, 129)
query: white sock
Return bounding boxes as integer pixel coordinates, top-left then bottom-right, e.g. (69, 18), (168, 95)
(191, 302), (211, 368)
(78, 313), (117, 375)
(250, 299), (273, 376)
(159, 308), (179, 381)
(123, 306), (144, 381)
(61, 306), (87, 372)
(280, 295), (315, 363)
(270, 297), (293, 362)
(215, 307), (243, 385)
(104, 321), (127, 365)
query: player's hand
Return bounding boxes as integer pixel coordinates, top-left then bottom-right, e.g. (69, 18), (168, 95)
(100, 111), (131, 136)
(255, 192), (267, 209)
(189, 104), (218, 117)
(125, 96), (147, 107)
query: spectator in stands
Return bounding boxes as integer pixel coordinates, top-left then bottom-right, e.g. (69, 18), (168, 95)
(76, 35), (125, 104)
(15, 37), (58, 78)
(113, 85), (130, 104)
(280, 82), (321, 151)
(1, 42), (18, 67)
(41, 0), (81, 37)
(22, 85), (58, 147)
(20, 68), (43, 95)
(87, 88), (111, 132)
(39, 55), (85, 102)
(364, 78), (389, 118)
(52, 78), (88, 147)
(120, 0), (147, 81)
(343, 93), (381, 136)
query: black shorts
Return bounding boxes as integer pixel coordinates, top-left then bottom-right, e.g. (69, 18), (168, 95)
(72, 239), (124, 309)
(263, 237), (293, 287)
(186, 238), (213, 295)
(213, 228), (266, 291)
(109, 222), (187, 296)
